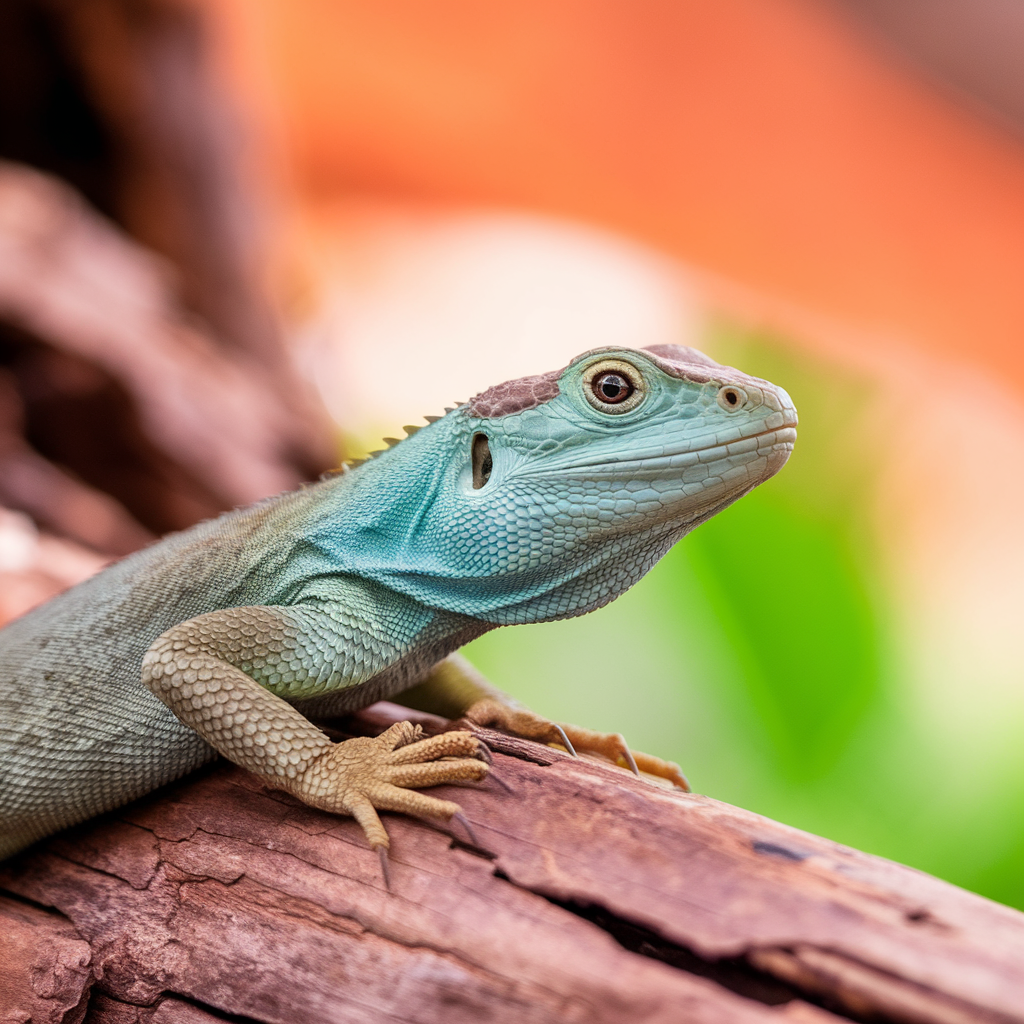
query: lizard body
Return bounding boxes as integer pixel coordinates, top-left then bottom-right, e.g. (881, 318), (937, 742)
(0, 345), (796, 862)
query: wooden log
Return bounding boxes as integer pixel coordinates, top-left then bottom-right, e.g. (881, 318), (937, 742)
(48, 0), (335, 482)
(0, 369), (154, 556)
(0, 161), (332, 527)
(49, 0), (291, 368)
(0, 893), (92, 1024)
(0, 0), (335, 554)
(1, 703), (1021, 1024)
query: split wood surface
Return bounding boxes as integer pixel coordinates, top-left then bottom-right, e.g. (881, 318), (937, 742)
(1, 702), (1022, 1024)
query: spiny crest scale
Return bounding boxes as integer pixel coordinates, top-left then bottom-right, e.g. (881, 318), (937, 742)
(339, 409), (453, 472)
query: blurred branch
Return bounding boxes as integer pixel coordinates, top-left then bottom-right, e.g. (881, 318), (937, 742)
(0, 0), (334, 564)
(0, 163), (330, 532)
(0, 367), (153, 554)
(50, 0), (288, 365)
(835, 0), (1024, 139)
(2, 0), (307, 371)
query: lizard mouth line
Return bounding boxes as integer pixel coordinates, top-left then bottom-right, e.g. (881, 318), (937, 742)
(542, 423), (797, 477)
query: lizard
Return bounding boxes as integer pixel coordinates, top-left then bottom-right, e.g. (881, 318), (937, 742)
(0, 344), (796, 878)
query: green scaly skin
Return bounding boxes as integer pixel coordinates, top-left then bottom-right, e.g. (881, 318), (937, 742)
(0, 345), (796, 862)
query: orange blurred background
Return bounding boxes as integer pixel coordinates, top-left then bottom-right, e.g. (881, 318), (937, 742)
(209, 0), (1024, 384)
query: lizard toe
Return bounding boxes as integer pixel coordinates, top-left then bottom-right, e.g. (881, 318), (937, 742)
(388, 729), (484, 765)
(387, 758), (488, 789)
(465, 699), (689, 791)
(376, 720), (425, 752)
(370, 783), (462, 820)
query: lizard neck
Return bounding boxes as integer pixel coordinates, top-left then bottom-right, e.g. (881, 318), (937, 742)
(264, 421), (702, 626)
(290, 469), (693, 625)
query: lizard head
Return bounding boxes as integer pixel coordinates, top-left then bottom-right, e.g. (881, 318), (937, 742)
(327, 345), (796, 624)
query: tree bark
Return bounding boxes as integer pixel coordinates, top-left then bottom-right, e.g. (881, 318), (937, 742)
(1, 702), (1021, 1024)
(0, 161), (331, 533)
(0, 0), (334, 557)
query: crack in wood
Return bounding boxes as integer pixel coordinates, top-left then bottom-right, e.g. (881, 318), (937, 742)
(489, 874), (859, 1020)
(516, 881), (1012, 1024)
(750, 946), (1020, 1024)
(83, 989), (269, 1023)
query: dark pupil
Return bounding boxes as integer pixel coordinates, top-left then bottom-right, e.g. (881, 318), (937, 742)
(595, 372), (632, 403)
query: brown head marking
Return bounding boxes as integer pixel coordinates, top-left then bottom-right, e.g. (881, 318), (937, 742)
(466, 344), (764, 419)
(467, 368), (563, 418)
(644, 344), (720, 368)
(641, 344), (722, 384)
(642, 344), (778, 390)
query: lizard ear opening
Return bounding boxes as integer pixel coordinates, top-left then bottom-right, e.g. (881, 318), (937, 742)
(472, 433), (493, 489)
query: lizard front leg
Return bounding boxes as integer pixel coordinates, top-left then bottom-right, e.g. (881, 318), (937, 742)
(399, 652), (690, 791)
(141, 606), (488, 871)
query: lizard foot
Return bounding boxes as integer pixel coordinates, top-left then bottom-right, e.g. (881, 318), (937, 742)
(293, 720), (489, 864)
(464, 698), (690, 791)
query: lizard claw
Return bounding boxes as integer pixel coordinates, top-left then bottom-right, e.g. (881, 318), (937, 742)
(487, 771), (514, 794)
(621, 744), (641, 777)
(452, 811), (479, 846)
(377, 845), (391, 891)
(552, 724), (578, 757)
(471, 737), (494, 765)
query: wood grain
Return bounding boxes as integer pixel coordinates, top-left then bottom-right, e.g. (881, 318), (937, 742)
(0, 893), (92, 1024)
(2, 702), (1021, 1023)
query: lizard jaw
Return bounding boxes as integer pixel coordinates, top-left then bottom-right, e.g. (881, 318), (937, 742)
(540, 423), (797, 479)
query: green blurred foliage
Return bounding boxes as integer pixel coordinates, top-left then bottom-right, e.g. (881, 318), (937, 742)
(688, 323), (886, 783)
(464, 323), (1024, 911)
(686, 491), (880, 781)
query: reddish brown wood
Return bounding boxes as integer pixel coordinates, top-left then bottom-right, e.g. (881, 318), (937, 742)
(84, 992), (222, 1023)
(0, 366), (153, 556)
(0, 893), (92, 1024)
(52, 0), (289, 367)
(0, 161), (331, 528)
(0, 0), (334, 557)
(2, 703), (1022, 1024)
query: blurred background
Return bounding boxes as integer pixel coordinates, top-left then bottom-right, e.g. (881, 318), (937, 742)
(1, 0), (1022, 910)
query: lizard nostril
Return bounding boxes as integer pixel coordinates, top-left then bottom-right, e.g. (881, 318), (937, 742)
(472, 433), (492, 489)
(717, 386), (747, 411)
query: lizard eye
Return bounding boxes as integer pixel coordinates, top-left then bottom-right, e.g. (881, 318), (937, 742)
(592, 372), (633, 404)
(582, 359), (646, 414)
(717, 385), (747, 411)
